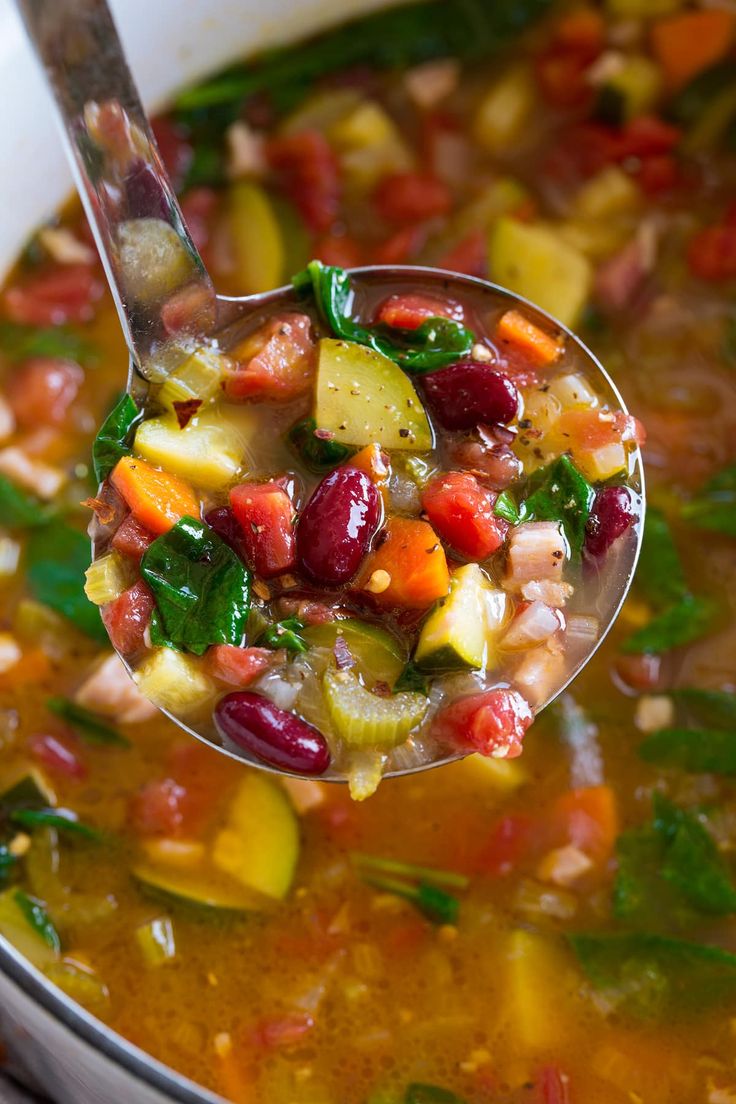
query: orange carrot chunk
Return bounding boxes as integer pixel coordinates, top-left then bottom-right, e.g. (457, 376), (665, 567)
(651, 10), (736, 90)
(111, 455), (200, 535)
(348, 443), (391, 503)
(495, 309), (564, 368)
(355, 517), (449, 610)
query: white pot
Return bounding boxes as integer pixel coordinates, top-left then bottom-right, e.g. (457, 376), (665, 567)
(0, 1), (384, 1100)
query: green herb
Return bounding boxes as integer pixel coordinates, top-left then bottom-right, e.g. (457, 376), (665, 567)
(26, 521), (107, 642)
(287, 417), (353, 473)
(352, 853), (467, 925)
(47, 696), (129, 747)
(682, 464), (736, 537)
(0, 845), (16, 886)
(13, 889), (61, 953)
(621, 594), (717, 655)
(668, 60), (736, 153)
(352, 854), (469, 890)
(0, 320), (98, 364)
(175, 0), (553, 113)
(141, 516), (251, 655)
(639, 727), (736, 775)
(521, 455), (594, 558)
(568, 931), (736, 1017)
(0, 475), (50, 529)
(293, 262), (474, 373)
(405, 1085), (469, 1104)
(11, 808), (101, 841)
(394, 662), (429, 695)
(633, 508), (688, 609)
(257, 617), (307, 653)
(92, 394), (141, 483)
(671, 687), (736, 729)
(493, 490), (524, 525)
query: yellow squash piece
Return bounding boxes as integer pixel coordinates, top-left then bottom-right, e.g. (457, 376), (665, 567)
(133, 648), (215, 715)
(228, 181), (284, 294)
(473, 65), (536, 153)
(316, 338), (432, 451)
(212, 772), (300, 900)
(134, 413), (242, 491)
(415, 563), (508, 672)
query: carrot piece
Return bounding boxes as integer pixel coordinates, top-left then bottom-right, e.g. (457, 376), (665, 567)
(354, 517), (449, 610)
(495, 309), (564, 368)
(651, 10), (736, 90)
(110, 456), (199, 535)
(551, 785), (619, 867)
(348, 444), (390, 503)
(0, 647), (51, 690)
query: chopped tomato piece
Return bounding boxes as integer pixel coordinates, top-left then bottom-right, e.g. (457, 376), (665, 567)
(616, 115), (681, 160)
(433, 688), (534, 758)
(267, 130), (340, 233)
(3, 264), (103, 326)
(101, 579), (155, 658)
(111, 513), (156, 562)
(538, 1065), (571, 1104)
(374, 171), (452, 224)
(637, 154), (680, 197)
(28, 732), (87, 781)
(374, 292), (464, 330)
(253, 1013), (314, 1050)
(355, 517), (450, 610)
(5, 358), (83, 428)
(313, 232), (363, 268)
(230, 481), (296, 577)
(651, 9), (736, 90)
(207, 645), (274, 687)
(129, 777), (189, 837)
(422, 472), (508, 560)
(372, 225), (427, 265)
(437, 230), (487, 278)
(535, 49), (592, 108)
(476, 813), (537, 877)
(549, 785), (618, 867)
(688, 219), (736, 282)
(495, 310), (564, 368)
(111, 456), (200, 535)
(225, 312), (316, 402)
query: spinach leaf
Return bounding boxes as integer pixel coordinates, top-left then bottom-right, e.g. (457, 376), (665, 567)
(682, 464), (736, 537)
(92, 394), (141, 483)
(257, 617), (307, 654)
(293, 262), (474, 373)
(639, 727), (736, 775)
(568, 931), (736, 1017)
(405, 1085), (468, 1104)
(613, 824), (688, 930)
(493, 489), (524, 525)
(11, 808), (101, 841)
(621, 594), (717, 655)
(522, 455), (594, 558)
(175, 0), (553, 113)
(287, 416), (353, 473)
(46, 696), (129, 747)
(0, 320), (98, 364)
(634, 508), (688, 609)
(0, 845), (16, 887)
(13, 889), (61, 952)
(671, 687), (736, 729)
(0, 475), (50, 529)
(141, 516), (251, 655)
(26, 521), (107, 642)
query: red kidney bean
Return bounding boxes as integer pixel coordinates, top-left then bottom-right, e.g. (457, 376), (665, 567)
(585, 486), (636, 558)
(421, 361), (520, 430)
(297, 467), (381, 586)
(124, 158), (171, 221)
(215, 692), (330, 775)
(205, 506), (248, 561)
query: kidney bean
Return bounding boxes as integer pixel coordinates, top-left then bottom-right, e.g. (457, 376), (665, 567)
(215, 692), (330, 775)
(585, 486), (636, 558)
(297, 467), (381, 586)
(125, 158), (171, 221)
(422, 361), (520, 431)
(205, 506), (248, 561)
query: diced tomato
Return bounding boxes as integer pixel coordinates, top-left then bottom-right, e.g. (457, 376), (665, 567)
(253, 1013), (314, 1050)
(164, 740), (233, 834)
(557, 408), (621, 451)
(616, 115), (681, 160)
(538, 1065), (571, 1104)
(313, 232), (363, 268)
(180, 186), (219, 256)
(267, 130), (341, 233)
(636, 154), (680, 196)
(422, 472), (508, 560)
(476, 813), (537, 877)
(554, 8), (605, 59)
(225, 312), (316, 402)
(230, 481), (296, 577)
(28, 732), (87, 781)
(535, 49), (593, 108)
(3, 264), (103, 326)
(111, 514), (156, 563)
(433, 689), (534, 759)
(437, 230), (487, 278)
(129, 777), (189, 836)
(687, 218), (736, 282)
(151, 114), (192, 191)
(207, 645), (274, 687)
(101, 579), (155, 658)
(372, 225), (427, 265)
(374, 293), (464, 330)
(549, 785), (618, 867)
(5, 358), (83, 428)
(374, 172), (452, 224)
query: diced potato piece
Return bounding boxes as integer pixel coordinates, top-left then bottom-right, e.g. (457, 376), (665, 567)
(547, 373), (599, 410)
(572, 166), (641, 222)
(0, 533), (20, 579)
(118, 218), (195, 305)
(316, 338), (432, 451)
(134, 413), (242, 491)
(578, 442), (628, 482)
(134, 649), (215, 714)
(504, 929), (576, 1050)
(488, 217), (592, 328)
(228, 182), (284, 294)
(158, 347), (228, 411)
(84, 551), (133, 606)
(329, 101), (413, 189)
(213, 773), (299, 900)
(473, 65), (536, 153)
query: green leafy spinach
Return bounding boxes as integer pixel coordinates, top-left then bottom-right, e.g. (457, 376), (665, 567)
(92, 394), (141, 483)
(521, 454), (594, 559)
(26, 520), (107, 642)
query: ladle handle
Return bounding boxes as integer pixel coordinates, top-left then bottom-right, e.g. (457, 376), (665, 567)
(14, 0), (215, 373)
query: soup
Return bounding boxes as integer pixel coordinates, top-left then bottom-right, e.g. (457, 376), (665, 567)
(1, 1), (736, 1101)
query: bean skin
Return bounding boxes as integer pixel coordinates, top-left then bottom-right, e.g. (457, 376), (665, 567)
(585, 486), (637, 558)
(297, 467), (382, 586)
(422, 361), (520, 431)
(215, 691), (330, 775)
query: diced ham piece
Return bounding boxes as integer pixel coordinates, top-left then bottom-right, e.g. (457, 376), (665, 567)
(503, 601), (565, 651)
(505, 522), (569, 592)
(75, 652), (157, 724)
(0, 447), (65, 499)
(537, 843), (593, 887)
(519, 580), (574, 607)
(513, 640), (566, 707)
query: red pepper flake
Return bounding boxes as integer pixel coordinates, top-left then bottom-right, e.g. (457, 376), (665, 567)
(172, 398), (202, 429)
(81, 495), (117, 526)
(313, 427), (336, 440)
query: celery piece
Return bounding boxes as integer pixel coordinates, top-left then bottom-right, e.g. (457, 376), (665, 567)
(84, 551), (133, 607)
(158, 347), (227, 412)
(323, 668), (427, 749)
